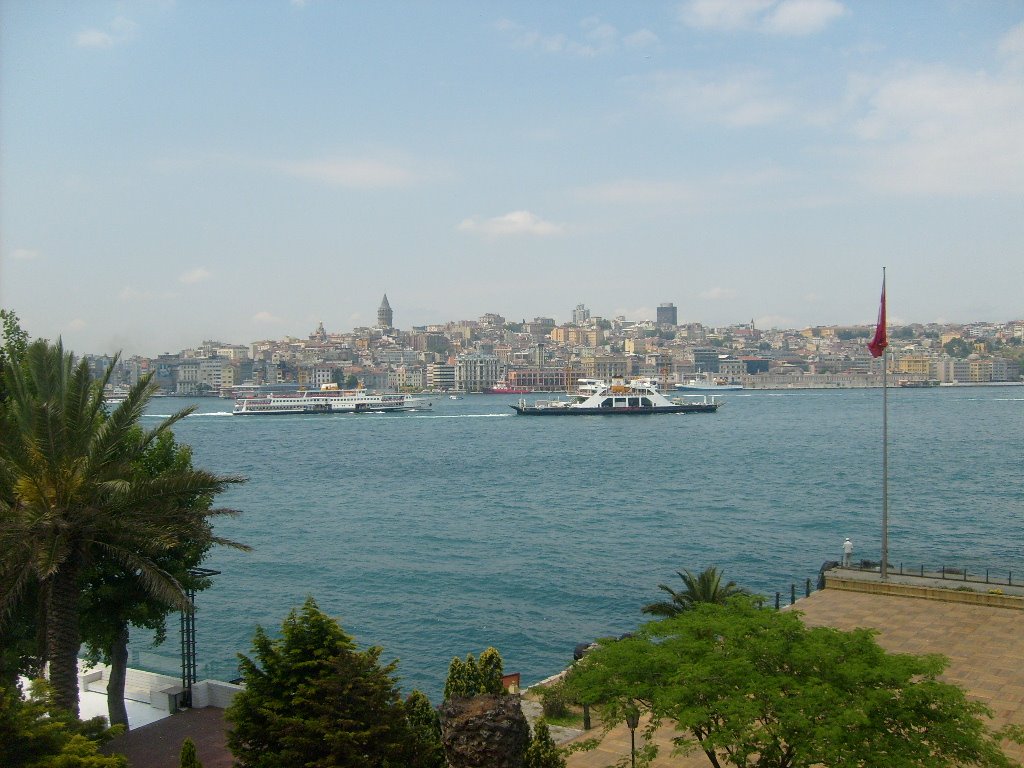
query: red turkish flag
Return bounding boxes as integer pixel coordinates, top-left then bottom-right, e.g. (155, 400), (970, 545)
(867, 281), (888, 358)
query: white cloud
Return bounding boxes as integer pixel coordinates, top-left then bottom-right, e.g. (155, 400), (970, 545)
(280, 157), (416, 188)
(179, 267), (212, 284)
(458, 210), (564, 237)
(763, 0), (846, 36)
(119, 286), (151, 301)
(76, 29), (115, 48)
(624, 29), (659, 49)
(678, 0), (846, 36)
(680, 0), (774, 32)
(497, 16), (656, 57)
(636, 70), (789, 126)
(76, 16), (137, 49)
(756, 314), (796, 329)
(700, 287), (738, 300)
(252, 311), (283, 324)
(11, 248), (39, 260)
(998, 22), (1024, 68)
(575, 179), (698, 205)
(850, 65), (1024, 196)
(67, 318), (87, 331)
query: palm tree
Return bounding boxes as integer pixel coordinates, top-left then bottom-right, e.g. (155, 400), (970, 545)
(0, 339), (246, 715)
(641, 566), (751, 617)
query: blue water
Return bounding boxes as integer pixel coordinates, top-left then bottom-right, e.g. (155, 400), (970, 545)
(131, 387), (1024, 701)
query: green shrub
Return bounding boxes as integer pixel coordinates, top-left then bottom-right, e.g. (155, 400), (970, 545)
(538, 681), (571, 720)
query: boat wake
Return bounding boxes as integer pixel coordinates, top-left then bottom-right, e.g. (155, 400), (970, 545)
(415, 413), (512, 419)
(143, 412), (234, 418)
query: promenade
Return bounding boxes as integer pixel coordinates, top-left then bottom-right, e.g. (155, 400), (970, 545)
(564, 569), (1024, 767)
(101, 569), (1023, 766)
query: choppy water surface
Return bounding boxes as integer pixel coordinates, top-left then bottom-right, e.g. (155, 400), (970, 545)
(132, 387), (1024, 700)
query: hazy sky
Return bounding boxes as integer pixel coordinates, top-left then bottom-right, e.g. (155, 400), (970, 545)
(2, 1), (1022, 356)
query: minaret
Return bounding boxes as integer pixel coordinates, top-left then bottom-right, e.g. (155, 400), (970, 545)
(377, 294), (393, 329)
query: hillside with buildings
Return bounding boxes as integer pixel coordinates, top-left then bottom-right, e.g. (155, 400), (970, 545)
(85, 297), (1024, 396)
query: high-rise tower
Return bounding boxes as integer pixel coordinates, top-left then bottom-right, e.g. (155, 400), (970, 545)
(657, 302), (678, 327)
(378, 294), (393, 329)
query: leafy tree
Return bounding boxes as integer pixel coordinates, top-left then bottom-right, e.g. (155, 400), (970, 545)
(404, 689), (445, 768)
(0, 679), (126, 768)
(641, 566), (751, 617)
(943, 337), (972, 358)
(524, 720), (566, 768)
(178, 737), (202, 768)
(79, 429), (248, 728)
(567, 601), (1019, 768)
(0, 340), (245, 715)
(225, 596), (413, 768)
(0, 308), (29, 403)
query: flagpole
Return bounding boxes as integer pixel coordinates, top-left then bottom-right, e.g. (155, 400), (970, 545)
(880, 267), (889, 581)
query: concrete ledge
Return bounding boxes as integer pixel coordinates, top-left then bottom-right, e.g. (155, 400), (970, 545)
(825, 575), (1024, 610)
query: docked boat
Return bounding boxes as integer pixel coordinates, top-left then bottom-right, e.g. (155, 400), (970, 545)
(676, 373), (743, 391)
(233, 384), (432, 415)
(511, 378), (722, 416)
(485, 383), (532, 394)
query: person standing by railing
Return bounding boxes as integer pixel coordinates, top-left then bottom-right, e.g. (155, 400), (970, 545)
(843, 537), (854, 567)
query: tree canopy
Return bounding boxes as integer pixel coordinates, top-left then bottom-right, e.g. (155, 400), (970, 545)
(444, 646), (505, 700)
(225, 596), (414, 768)
(0, 679), (126, 768)
(567, 601), (1019, 768)
(0, 339), (246, 715)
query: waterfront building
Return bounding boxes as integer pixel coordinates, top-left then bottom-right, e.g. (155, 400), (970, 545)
(426, 362), (456, 391)
(455, 354), (502, 393)
(505, 367), (570, 392)
(693, 347), (722, 373)
(388, 365), (425, 390)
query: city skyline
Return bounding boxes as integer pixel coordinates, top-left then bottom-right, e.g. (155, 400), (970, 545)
(2, 1), (1023, 358)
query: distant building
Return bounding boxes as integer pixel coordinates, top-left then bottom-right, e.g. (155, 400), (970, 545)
(572, 303), (590, 325)
(656, 302), (678, 327)
(378, 294), (393, 329)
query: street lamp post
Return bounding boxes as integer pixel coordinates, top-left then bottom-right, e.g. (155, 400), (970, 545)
(625, 704), (640, 768)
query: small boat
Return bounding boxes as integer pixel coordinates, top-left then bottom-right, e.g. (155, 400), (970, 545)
(485, 383), (532, 394)
(511, 378), (722, 416)
(676, 373), (743, 391)
(449, 395), (463, 400)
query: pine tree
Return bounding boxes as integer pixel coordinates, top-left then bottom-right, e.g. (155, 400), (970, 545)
(444, 647), (505, 699)
(179, 737), (203, 768)
(404, 690), (445, 768)
(225, 596), (412, 768)
(524, 720), (566, 768)
(478, 647), (504, 695)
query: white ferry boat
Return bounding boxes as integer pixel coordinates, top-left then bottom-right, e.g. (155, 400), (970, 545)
(233, 384), (432, 415)
(511, 378), (722, 416)
(676, 373), (743, 392)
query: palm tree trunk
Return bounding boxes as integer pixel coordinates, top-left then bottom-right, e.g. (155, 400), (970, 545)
(45, 564), (83, 716)
(107, 623), (130, 728)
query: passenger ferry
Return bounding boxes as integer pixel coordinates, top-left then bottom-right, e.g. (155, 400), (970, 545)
(233, 384), (432, 415)
(511, 378), (722, 416)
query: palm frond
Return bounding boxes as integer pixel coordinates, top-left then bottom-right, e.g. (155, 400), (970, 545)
(93, 542), (192, 612)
